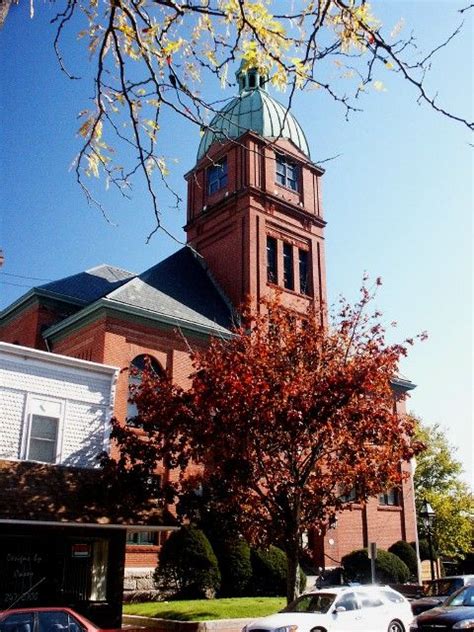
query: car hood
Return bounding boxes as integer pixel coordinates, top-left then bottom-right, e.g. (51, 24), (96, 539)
(248, 612), (327, 630)
(415, 606), (474, 624)
(411, 597), (445, 612)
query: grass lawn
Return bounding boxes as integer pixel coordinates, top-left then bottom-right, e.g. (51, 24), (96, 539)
(123, 597), (285, 621)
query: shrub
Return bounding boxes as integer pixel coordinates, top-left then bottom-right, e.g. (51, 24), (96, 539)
(415, 538), (438, 561)
(154, 526), (221, 598)
(389, 540), (419, 578)
(250, 545), (306, 596)
(342, 548), (410, 584)
(214, 537), (253, 596)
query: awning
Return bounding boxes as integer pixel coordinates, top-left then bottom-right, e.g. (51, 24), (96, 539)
(0, 459), (176, 529)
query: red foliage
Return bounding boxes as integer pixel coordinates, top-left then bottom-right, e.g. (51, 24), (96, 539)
(104, 282), (424, 601)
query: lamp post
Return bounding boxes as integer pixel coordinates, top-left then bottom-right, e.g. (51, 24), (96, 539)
(421, 500), (436, 580)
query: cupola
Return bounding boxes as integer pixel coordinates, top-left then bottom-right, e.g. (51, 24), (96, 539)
(197, 64), (310, 160)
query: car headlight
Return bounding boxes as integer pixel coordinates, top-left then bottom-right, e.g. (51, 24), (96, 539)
(453, 621), (474, 630)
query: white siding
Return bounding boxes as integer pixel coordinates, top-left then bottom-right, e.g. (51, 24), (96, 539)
(0, 345), (117, 469)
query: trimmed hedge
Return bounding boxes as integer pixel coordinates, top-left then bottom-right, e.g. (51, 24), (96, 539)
(154, 526), (221, 599)
(215, 538), (253, 597)
(250, 545), (306, 596)
(389, 540), (419, 578)
(342, 548), (410, 584)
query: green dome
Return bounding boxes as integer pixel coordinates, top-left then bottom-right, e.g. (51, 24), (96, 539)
(197, 67), (310, 160)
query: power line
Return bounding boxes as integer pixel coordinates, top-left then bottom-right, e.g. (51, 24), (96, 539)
(0, 280), (36, 288)
(0, 271), (52, 282)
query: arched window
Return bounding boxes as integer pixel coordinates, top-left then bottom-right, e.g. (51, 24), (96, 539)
(127, 354), (163, 422)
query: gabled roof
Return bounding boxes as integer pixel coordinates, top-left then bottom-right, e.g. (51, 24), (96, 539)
(0, 264), (136, 323)
(38, 264), (135, 303)
(44, 248), (234, 341)
(105, 248), (233, 330)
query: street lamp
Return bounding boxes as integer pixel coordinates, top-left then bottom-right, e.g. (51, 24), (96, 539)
(420, 500), (436, 580)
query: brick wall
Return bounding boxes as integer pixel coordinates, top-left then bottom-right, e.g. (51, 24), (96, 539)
(125, 546), (160, 569)
(186, 134), (327, 313)
(0, 300), (80, 350)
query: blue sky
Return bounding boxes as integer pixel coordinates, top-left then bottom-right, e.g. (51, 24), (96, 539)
(1, 2), (472, 485)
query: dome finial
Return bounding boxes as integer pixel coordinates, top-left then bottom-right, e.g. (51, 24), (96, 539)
(235, 60), (268, 94)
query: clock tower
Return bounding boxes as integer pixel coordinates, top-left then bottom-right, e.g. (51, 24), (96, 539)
(185, 65), (327, 318)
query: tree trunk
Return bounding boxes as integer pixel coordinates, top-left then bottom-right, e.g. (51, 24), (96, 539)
(286, 537), (299, 604)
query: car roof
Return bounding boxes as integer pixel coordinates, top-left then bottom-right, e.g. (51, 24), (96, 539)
(0, 608), (79, 616)
(304, 585), (400, 595)
(427, 576), (474, 581)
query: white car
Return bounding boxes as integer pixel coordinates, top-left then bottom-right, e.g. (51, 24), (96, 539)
(243, 585), (414, 632)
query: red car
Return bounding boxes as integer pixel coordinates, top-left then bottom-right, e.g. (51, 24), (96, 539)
(0, 608), (122, 632)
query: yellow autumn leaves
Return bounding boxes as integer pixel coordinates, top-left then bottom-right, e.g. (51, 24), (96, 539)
(73, 0), (393, 186)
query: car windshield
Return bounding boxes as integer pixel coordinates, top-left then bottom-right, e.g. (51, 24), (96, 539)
(425, 579), (463, 597)
(282, 593), (336, 614)
(445, 586), (474, 607)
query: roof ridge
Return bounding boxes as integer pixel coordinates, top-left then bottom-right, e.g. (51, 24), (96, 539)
(85, 263), (136, 276)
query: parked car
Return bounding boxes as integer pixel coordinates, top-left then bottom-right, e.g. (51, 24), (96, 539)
(243, 585), (414, 632)
(409, 583), (474, 630)
(0, 608), (132, 632)
(411, 576), (474, 616)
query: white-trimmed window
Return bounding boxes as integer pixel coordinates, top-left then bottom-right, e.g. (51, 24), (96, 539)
(276, 154), (299, 191)
(24, 398), (63, 463)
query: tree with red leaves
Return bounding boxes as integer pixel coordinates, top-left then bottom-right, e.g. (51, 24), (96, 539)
(104, 281), (424, 603)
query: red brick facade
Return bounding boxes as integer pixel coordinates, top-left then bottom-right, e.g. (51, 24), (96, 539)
(186, 132), (327, 315)
(0, 297), (79, 350)
(0, 122), (418, 572)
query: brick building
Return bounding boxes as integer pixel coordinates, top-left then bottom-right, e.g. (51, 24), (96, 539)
(0, 64), (419, 577)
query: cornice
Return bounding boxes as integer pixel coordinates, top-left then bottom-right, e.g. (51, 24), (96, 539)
(43, 298), (233, 344)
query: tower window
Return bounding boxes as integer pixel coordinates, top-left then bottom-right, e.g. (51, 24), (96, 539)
(283, 242), (294, 290)
(266, 236), (277, 283)
(276, 154), (299, 191)
(298, 248), (311, 296)
(207, 159), (228, 195)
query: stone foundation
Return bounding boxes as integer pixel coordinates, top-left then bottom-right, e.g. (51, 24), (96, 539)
(124, 567), (156, 591)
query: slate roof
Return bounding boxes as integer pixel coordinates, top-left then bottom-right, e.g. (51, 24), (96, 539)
(38, 264), (135, 304)
(103, 247), (233, 333)
(40, 247), (234, 340)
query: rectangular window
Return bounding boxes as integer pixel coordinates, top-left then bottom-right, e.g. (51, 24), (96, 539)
(126, 531), (157, 546)
(27, 414), (59, 463)
(283, 243), (294, 290)
(207, 159), (228, 195)
(276, 154), (299, 191)
(298, 248), (310, 295)
(379, 489), (399, 506)
(340, 486), (357, 503)
(266, 236), (277, 283)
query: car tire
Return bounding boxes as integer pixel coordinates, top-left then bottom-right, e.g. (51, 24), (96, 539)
(388, 621), (404, 632)
(309, 628), (326, 632)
